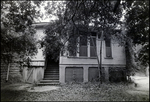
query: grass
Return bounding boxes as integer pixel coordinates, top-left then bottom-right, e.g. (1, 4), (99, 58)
(1, 82), (149, 101)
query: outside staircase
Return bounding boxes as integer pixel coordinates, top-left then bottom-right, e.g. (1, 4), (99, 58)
(37, 65), (60, 86)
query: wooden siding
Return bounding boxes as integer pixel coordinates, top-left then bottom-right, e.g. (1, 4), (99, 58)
(1, 62), (21, 79)
(65, 67), (83, 82)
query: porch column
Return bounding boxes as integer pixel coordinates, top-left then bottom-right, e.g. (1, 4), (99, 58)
(59, 65), (66, 83)
(77, 37), (80, 57)
(88, 37), (90, 57)
(83, 66), (88, 83)
(104, 67), (109, 82)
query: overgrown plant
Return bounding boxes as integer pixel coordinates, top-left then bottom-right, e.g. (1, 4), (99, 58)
(1, 1), (42, 63)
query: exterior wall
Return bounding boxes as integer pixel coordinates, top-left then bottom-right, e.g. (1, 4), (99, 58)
(1, 61), (45, 83)
(1, 62), (22, 82)
(60, 39), (126, 65)
(22, 66), (44, 83)
(32, 27), (45, 61)
(59, 37), (126, 83)
(59, 64), (126, 83)
(21, 24), (46, 83)
(22, 60), (45, 83)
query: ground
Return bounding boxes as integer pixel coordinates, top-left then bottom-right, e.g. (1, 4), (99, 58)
(1, 75), (149, 101)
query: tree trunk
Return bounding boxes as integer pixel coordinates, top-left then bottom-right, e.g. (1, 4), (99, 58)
(90, 36), (101, 87)
(100, 39), (102, 84)
(90, 32), (103, 87)
(125, 40), (138, 81)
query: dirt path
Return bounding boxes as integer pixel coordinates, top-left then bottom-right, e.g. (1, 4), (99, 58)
(127, 76), (149, 95)
(1, 83), (60, 92)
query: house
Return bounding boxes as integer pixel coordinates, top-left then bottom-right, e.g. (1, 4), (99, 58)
(0, 22), (126, 84)
(21, 22), (126, 84)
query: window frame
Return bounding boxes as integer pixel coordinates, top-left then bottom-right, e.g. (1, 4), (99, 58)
(105, 38), (113, 59)
(79, 35), (88, 57)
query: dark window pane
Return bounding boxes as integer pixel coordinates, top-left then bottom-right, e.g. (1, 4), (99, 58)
(106, 47), (112, 57)
(68, 36), (77, 56)
(90, 37), (96, 46)
(80, 35), (87, 46)
(90, 46), (96, 57)
(91, 32), (96, 36)
(69, 50), (76, 56)
(79, 35), (87, 56)
(105, 38), (112, 57)
(105, 39), (111, 47)
(79, 46), (87, 56)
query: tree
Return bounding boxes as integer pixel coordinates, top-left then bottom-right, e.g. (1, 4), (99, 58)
(125, 0), (149, 67)
(111, 0), (149, 75)
(1, 1), (42, 63)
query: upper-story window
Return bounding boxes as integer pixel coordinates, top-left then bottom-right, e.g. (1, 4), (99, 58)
(105, 38), (112, 58)
(79, 35), (87, 57)
(67, 32), (97, 58)
(90, 33), (97, 57)
(68, 36), (77, 56)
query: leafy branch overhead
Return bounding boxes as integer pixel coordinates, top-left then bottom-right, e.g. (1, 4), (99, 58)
(1, 1), (42, 63)
(1, 0), (148, 68)
(43, 0), (149, 67)
(43, 1), (122, 59)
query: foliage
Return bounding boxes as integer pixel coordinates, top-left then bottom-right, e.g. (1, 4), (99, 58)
(124, 0), (149, 67)
(43, 0), (148, 74)
(1, 1), (42, 63)
(43, 1), (123, 84)
(43, 0), (122, 60)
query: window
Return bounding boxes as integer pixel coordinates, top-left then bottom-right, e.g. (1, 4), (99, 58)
(68, 36), (77, 56)
(90, 37), (96, 57)
(105, 38), (112, 58)
(79, 35), (87, 56)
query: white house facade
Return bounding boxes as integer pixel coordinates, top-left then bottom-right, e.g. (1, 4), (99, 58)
(21, 22), (127, 84)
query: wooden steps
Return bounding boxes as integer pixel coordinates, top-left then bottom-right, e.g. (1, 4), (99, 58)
(37, 65), (59, 86)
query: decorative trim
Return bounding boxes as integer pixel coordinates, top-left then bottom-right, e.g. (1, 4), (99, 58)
(60, 64), (126, 66)
(67, 56), (97, 59)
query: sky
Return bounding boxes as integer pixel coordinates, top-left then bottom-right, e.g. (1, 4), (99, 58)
(35, 1), (59, 22)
